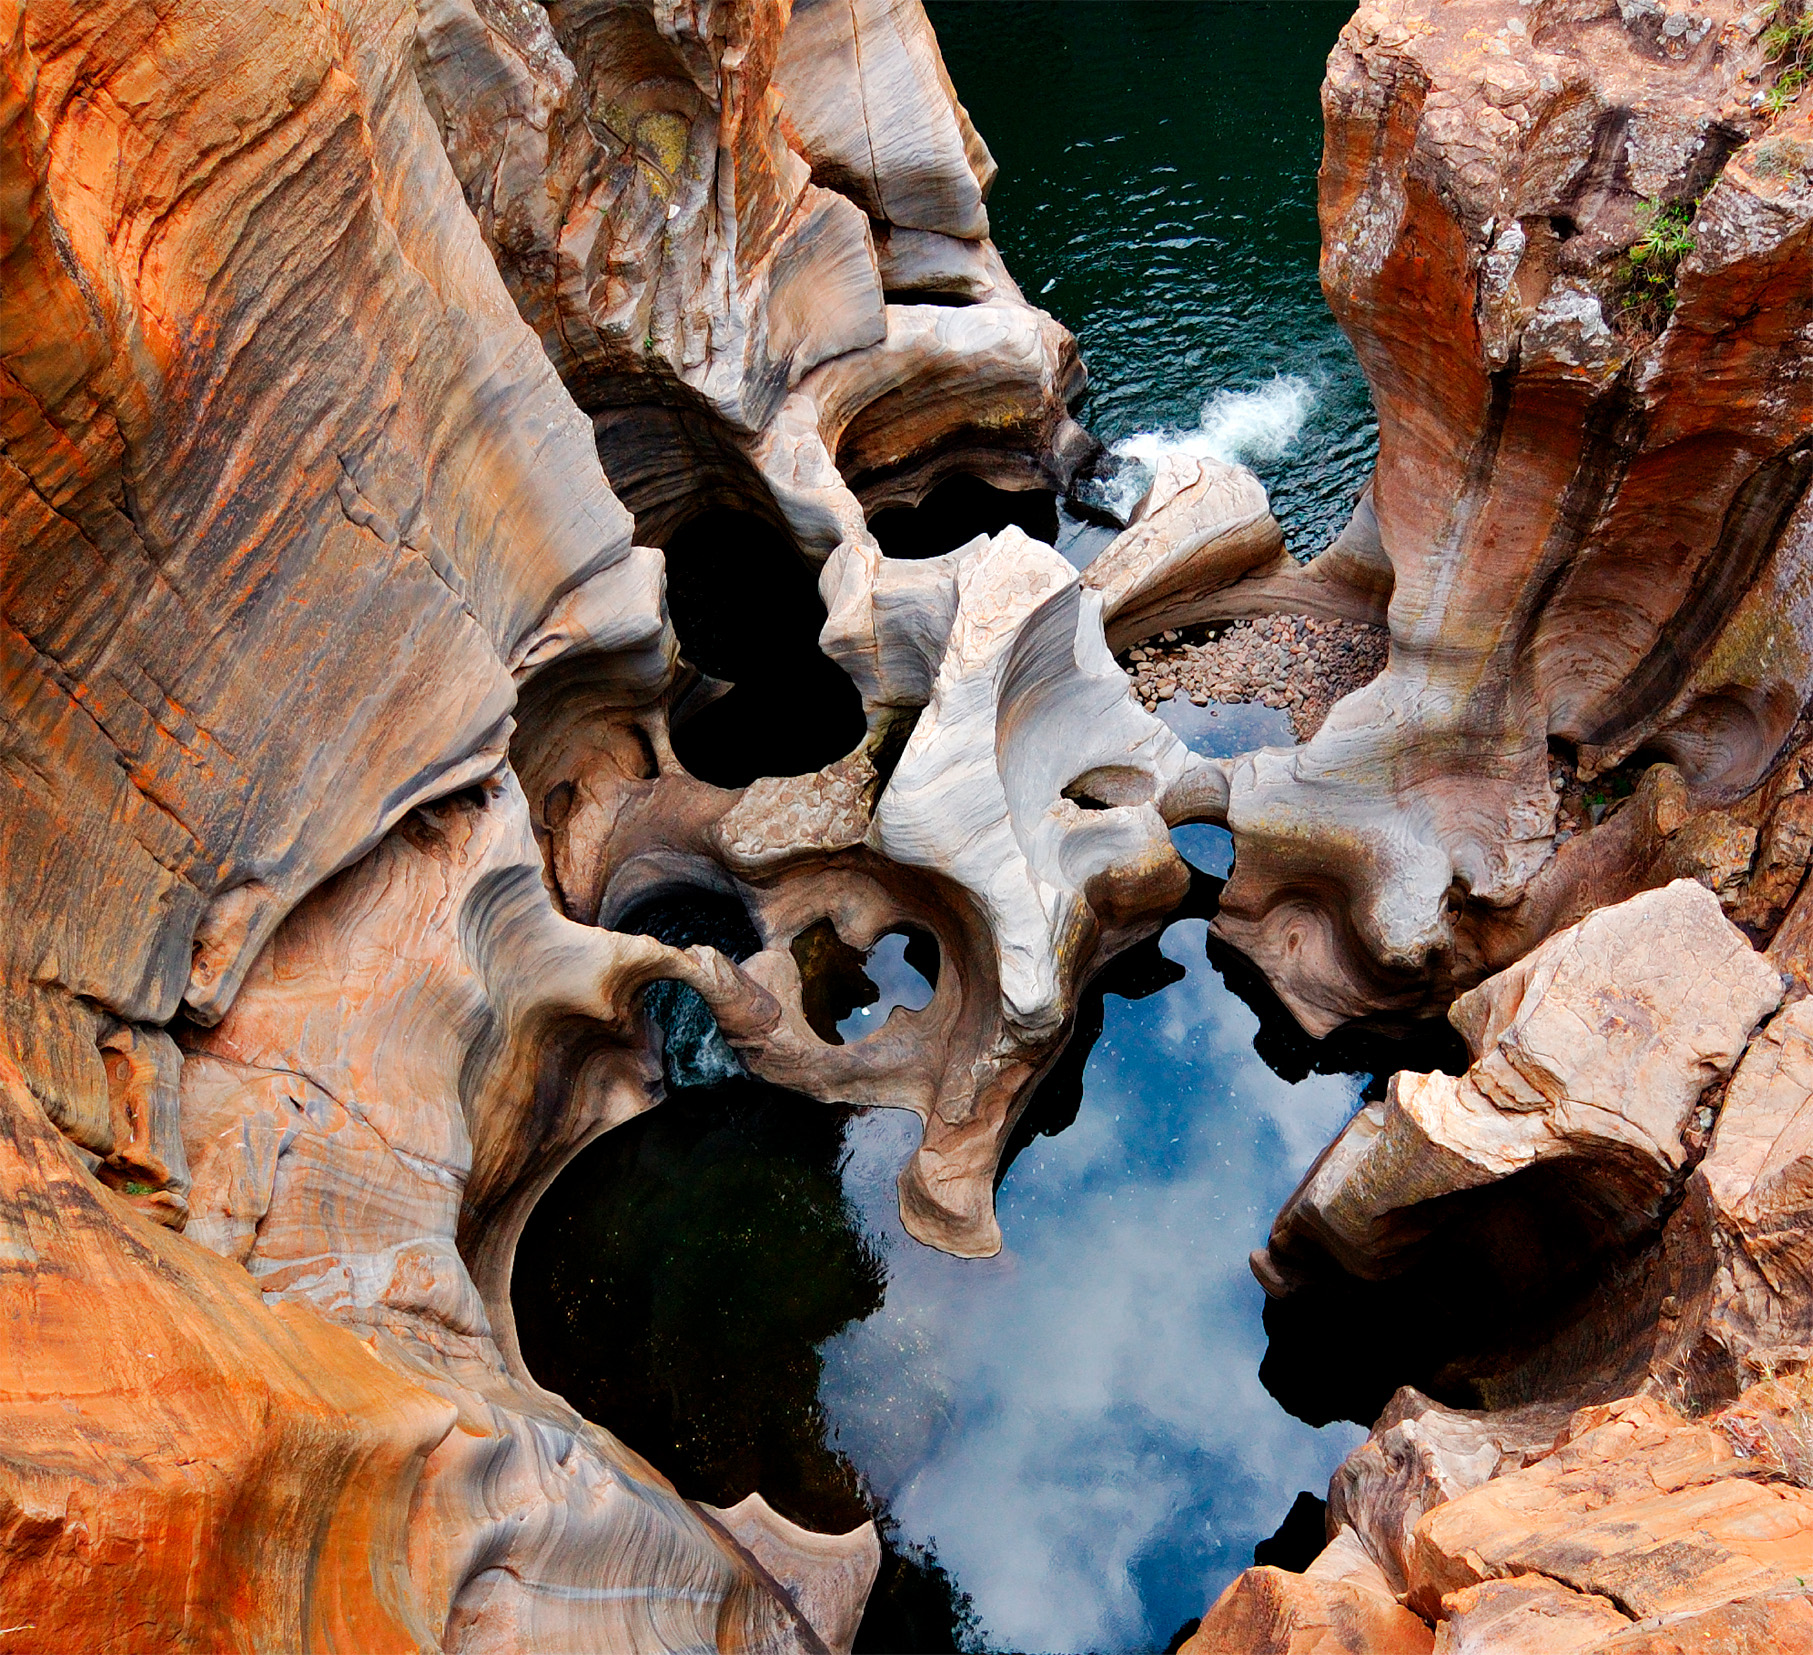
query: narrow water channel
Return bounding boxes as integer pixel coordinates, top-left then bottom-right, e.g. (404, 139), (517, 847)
(510, 6), (1446, 1652)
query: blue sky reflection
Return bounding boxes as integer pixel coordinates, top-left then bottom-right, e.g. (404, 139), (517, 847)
(820, 892), (1368, 1654)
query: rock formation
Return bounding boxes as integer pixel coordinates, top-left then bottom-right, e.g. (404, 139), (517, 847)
(1221, 878), (1813, 1651)
(1175, 5), (1813, 1647)
(1188, 0), (1813, 1037)
(9, 0), (1813, 1647)
(1258, 880), (1784, 1289)
(0, 0), (1228, 1643)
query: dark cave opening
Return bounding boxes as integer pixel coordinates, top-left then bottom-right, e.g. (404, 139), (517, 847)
(881, 287), (980, 308)
(866, 473), (1060, 560)
(1257, 1157), (1661, 1429)
(661, 509), (867, 788)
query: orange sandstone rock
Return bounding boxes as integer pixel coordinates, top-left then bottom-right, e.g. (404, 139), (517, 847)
(1212, 0), (1813, 1035)
(1183, 1529), (1435, 1655)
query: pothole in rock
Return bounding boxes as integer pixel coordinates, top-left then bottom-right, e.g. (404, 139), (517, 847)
(866, 473), (1059, 560)
(661, 507), (867, 787)
(511, 827), (1466, 1654)
(614, 888), (761, 1089)
(790, 918), (939, 1045)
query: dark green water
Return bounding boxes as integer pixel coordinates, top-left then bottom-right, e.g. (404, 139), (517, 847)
(513, 8), (1428, 1654)
(935, 0), (1374, 558)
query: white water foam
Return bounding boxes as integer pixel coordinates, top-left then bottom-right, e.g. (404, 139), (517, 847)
(1114, 371), (1317, 474)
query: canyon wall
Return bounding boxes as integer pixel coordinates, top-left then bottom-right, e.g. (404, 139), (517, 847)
(0, 0), (1225, 1646)
(1187, 4), (1813, 1650)
(7, 0), (1813, 1649)
(1203, 0), (1813, 1036)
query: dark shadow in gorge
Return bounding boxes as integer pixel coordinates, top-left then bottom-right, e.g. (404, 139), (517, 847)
(511, 890), (979, 1653)
(1188, 896), (1658, 1434)
(996, 856), (1496, 1438)
(866, 474), (1059, 560)
(513, 1078), (982, 1654)
(663, 508), (867, 788)
(512, 1076), (880, 1524)
(998, 860), (1469, 1189)
(1258, 1158), (1667, 1429)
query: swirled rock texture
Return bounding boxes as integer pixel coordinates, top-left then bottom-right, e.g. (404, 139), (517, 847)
(0, 0), (880, 1641)
(1210, 0), (1813, 1036)
(0, 0), (1238, 1642)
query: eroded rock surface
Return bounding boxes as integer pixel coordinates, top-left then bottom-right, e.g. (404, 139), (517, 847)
(1218, 874), (1813, 1654)
(1182, 1526), (1435, 1655)
(1208, 0), (1813, 1036)
(11, 0), (1813, 1647)
(1260, 881), (1784, 1288)
(0, 0), (1241, 1641)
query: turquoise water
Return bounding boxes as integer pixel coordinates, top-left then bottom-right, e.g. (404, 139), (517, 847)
(513, 7), (1418, 1653)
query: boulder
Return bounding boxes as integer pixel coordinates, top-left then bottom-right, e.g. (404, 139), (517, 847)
(1182, 1527), (1434, 1655)
(1655, 994), (1813, 1388)
(1328, 1389), (1562, 1595)
(1430, 1576), (1630, 1654)
(1405, 1392), (1813, 1626)
(1261, 882), (1784, 1285)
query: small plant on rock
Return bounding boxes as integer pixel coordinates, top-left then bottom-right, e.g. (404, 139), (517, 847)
(1621, 196), (1697, 330)
(1722, 1365), (1813, 1486)
(1760, 0), (1813, 116)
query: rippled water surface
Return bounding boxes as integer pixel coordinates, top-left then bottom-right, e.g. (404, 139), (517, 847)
(932, 0), (1375, 556)
(513, 7), (1416, 1654)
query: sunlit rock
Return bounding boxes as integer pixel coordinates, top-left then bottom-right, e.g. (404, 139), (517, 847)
(1209, 0), (1813, 1035)
(1326, 1388), (1562, 1598)
(1651, 991), (1813, 1398)
(1406, 1390), (1813, 1628)
(1258, 881), (1783, 1288)
(1182, 1525), (1434, 1655)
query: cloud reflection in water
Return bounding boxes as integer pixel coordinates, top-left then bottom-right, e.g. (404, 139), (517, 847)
(820, 846), (1368, 1655)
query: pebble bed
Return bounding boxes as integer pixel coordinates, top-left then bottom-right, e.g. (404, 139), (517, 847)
(1122, 613), (1390, 743)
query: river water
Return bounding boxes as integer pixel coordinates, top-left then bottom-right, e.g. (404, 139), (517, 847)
(934, 1), (1377, 558)
(513, 6), (1419, 1653)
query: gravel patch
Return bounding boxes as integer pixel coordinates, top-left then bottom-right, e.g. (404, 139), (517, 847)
(1122, 613), (1389, 743)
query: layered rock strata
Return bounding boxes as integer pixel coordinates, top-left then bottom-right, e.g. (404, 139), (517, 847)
(1217, 881), (1813, 1651)
(0, 0), (1236, 1644)
(11, 0), (1813, 1647)
(1199, 0), (1813, 1036)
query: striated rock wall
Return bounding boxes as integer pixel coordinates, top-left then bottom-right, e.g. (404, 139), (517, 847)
(1174, 11), (1813, 1639)
(0, 0), (1227, 1644)
(9, 0), (1813, 1647)
(1203, 0), (1813, 1036)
